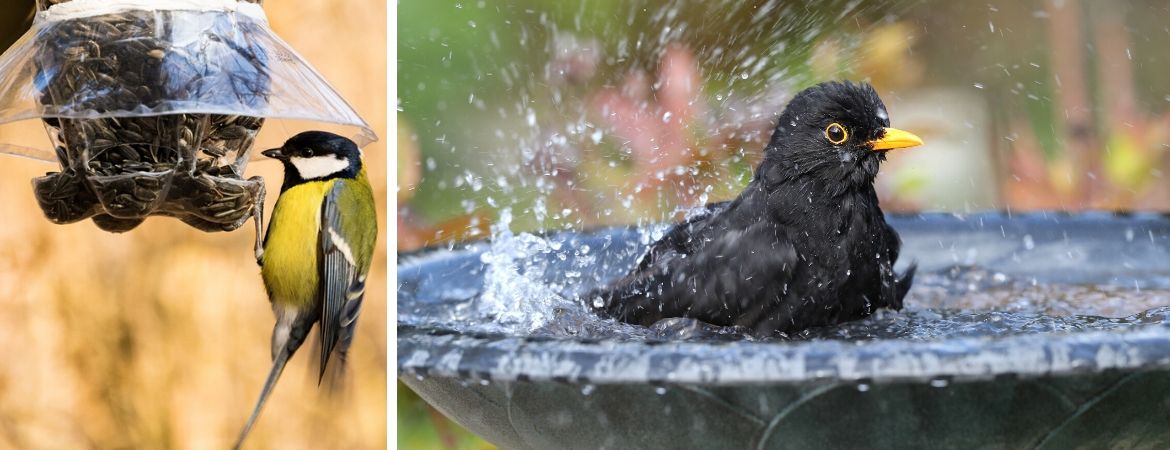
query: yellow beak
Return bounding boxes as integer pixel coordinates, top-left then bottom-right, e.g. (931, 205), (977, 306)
(869, 127), (924, 151)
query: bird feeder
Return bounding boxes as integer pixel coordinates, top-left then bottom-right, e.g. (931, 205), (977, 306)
(0, 0), (375, 233)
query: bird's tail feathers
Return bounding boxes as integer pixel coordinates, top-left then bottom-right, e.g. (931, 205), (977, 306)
(237, 309), (312, 449)
(894, 261), (918, 309)
(233, 347), (292, 450)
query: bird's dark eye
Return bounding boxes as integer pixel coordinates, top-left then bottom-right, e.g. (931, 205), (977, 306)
(824, 123), (848, 145)
(304, 148), (314, 157)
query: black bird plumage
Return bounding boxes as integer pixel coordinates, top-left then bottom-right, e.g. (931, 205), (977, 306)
(588, 81), (918, 337)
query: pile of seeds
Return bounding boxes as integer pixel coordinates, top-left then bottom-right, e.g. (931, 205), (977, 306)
(31, 0), (271, 233)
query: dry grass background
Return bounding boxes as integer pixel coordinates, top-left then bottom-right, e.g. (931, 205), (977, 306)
(0, 0), (388, 448)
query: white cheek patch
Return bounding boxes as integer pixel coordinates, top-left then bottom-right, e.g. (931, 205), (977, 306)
(290, 155), (349, 179)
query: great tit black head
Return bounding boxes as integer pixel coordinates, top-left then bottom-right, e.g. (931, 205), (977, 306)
(759, 81), (922, 190)
(263, 131), (363, 183)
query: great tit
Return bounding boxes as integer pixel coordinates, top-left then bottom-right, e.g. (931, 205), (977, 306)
(233, 131), (378, 449)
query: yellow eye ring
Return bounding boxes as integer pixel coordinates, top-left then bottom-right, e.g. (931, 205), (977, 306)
(824, 123), (848, 145)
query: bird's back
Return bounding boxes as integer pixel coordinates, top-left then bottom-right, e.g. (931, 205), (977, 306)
(591, 181), (911, 336)
(333, 169), (378, 274)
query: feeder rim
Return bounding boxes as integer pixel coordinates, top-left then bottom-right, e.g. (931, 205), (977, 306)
(37, 0), (267, 23)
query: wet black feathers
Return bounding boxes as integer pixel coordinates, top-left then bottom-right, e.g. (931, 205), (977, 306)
(588, 81), (916, 337)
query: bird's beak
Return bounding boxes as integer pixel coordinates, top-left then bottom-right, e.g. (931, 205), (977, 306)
(869, 128), (924, 152)
(261, 148), (286, 160)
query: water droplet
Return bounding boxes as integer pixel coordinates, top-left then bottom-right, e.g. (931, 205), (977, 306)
(592, 297), (605, 308)
(1022, 234), (1035, 250)
(581, 384), (596, 395)
(930, 378), (950, 388)
(856, 382), (870, 392)
(973, 83), (985, 89)
(655, 387), (667, 395)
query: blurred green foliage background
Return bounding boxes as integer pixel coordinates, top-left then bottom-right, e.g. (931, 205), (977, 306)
(398, 0), (1170, 448)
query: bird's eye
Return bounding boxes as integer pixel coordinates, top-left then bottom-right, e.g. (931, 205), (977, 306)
(304, 149), (314, 157)
(824, 123), (848, 145)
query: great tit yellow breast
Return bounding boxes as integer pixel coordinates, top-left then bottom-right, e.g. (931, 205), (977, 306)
(261, 179), (339, 306)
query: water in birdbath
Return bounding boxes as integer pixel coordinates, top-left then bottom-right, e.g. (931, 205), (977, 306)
(398, 213), (1170, 344)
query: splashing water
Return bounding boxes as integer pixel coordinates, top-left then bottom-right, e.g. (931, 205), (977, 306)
(400, 214), (1170, 343)
(476, 208), (574, 330)
(399, 0), (924, 242)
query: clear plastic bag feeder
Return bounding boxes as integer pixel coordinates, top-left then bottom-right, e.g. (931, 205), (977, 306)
(0, 0), (376, 232)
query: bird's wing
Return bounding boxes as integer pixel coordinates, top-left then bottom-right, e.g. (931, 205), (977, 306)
(316, 181), (371, 381)
(634, 201), (731, 272)
(597, 221), (797, 331)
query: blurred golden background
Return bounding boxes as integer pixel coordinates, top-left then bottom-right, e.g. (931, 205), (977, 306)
(0, 0), (387, 448)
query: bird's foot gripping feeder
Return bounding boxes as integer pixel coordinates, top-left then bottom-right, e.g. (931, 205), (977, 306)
(0, 0), (375, 234)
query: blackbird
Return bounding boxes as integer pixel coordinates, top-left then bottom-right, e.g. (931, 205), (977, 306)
(587, 80), (922, 337)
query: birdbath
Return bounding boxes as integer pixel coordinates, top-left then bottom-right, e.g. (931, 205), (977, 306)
(399, 212), (1170, 449)
(0, 0), (375, 237)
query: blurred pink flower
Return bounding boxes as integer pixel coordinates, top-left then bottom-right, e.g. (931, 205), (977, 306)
(591, 45), (706, 201)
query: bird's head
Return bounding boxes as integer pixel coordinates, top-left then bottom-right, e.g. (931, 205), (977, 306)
(758, 80), (922, 192)
(263, 131), (362, 182)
